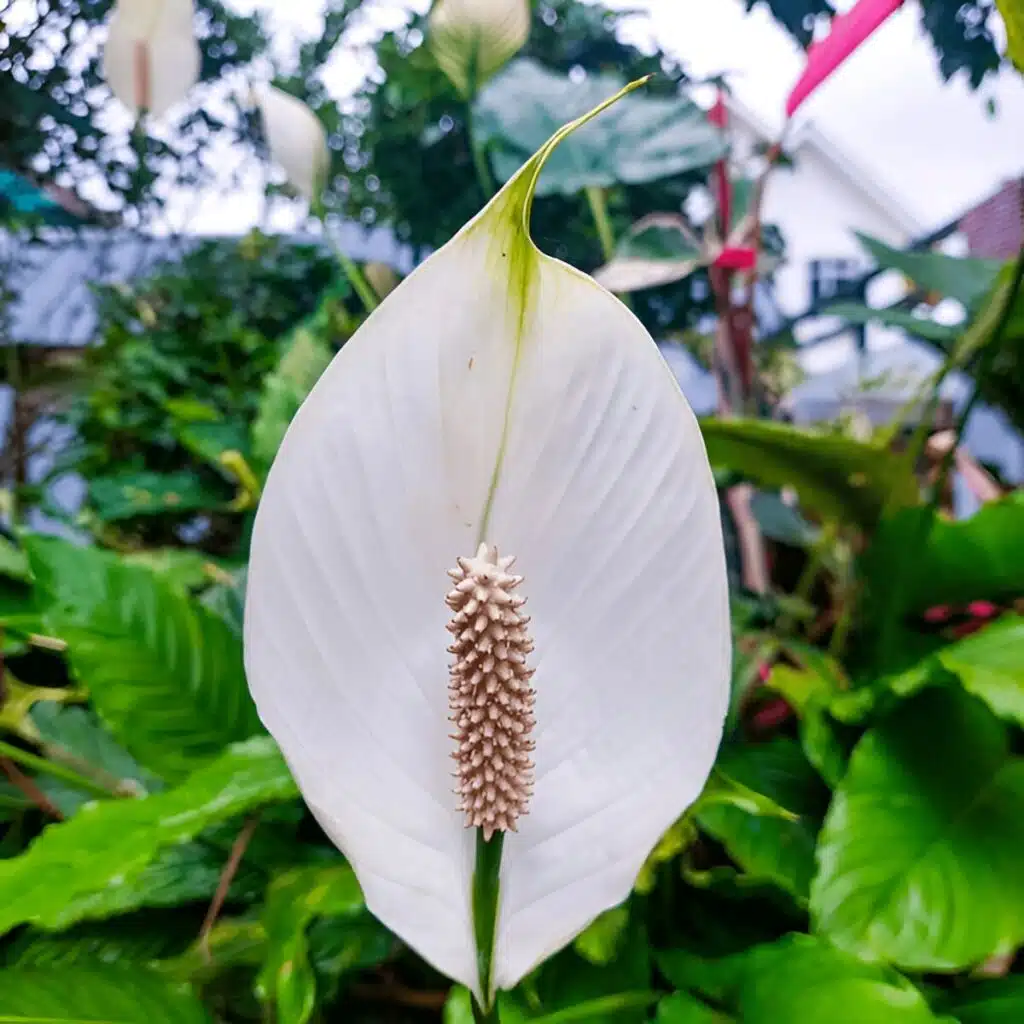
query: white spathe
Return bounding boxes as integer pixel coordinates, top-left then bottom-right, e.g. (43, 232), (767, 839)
(244, 95), (731, 998)
(102, 0), (199, 117)
(254, 85), (330, 205)
(429, 0), (530, 96)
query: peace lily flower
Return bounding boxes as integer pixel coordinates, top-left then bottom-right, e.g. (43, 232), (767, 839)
(253, 85), (331, 206)
(244, 81), (730, 1010)
(102, 0), (200, 118)
(429, 0), (530, 97)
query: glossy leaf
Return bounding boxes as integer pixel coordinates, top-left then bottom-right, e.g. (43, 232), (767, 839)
(811, 688), (1024, 969)
(696, 739), (828, 903)
(822, 301), (958, 344)
(255, 85), (330, 204)
(857, 233), (1002, 309)
(0, 737), (296, 936)
(245, 81), (731, 996)
(658, 934), (942, 1022)
(429, 0), (530, 97)
(473, 59), (724, 197)
(698, 418), (919, 527)
(0, 963), (210, 1022)
(102, 0), (200, 118)
(256, 863), (365, 1024)
(593, 215), (703, 293)
(27, 536), (261, 780)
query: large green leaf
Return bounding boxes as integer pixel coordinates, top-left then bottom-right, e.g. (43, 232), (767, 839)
(696, 739), (829, 903)
(810, 688), (1024, 970)
(256, 863), (365, 1024)
(698, 419), (918, 527)
(657, 934), (942, 1023)
(890, 615), (1024, 727)
(865, 495), (1024, 619)
(998, 0), (1024, 71)
(0, 963), (210, 1022)
(26, 536), (261, 779)
(88, 470), (229, 522)
(0, 737), (296, 936)
(473, 59), (724, 197)
(935, 976), (1024, 1023)
(857, 233), (1001, 309)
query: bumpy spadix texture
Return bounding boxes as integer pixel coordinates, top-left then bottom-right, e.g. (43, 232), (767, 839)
(103, 0), (199, 117)
(447, 544), (535, 839)
(244, 88), (731, 999)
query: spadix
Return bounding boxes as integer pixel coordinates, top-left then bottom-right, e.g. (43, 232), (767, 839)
(244, 81), (731, 1003)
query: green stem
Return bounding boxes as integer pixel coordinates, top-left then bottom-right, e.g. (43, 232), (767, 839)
(311, 199), (379, 315)
(468, 105), (496, 201)
(0, 739), (116, 800)
(584, 185), (616, 262)
(472, 830), (504, 1014)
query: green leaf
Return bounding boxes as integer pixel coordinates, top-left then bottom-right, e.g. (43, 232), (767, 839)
(26, 536), (261, 779)
(0, 534), (30, 581)
(256, 863), (365, 1024)
(997, 0), (1024, 72)
(473, 59), (724, 197)
(936, 976), (1024, 1023)
(698, 418), (918, 527)
(88, 470), (229, 521)
(574, 905), (630, 966)
(655, 991), (724, 1023)
(810, 688), (1024, 970)
(445, 986), (476, 1024)
(821, 302), (958, 344)
(658, 934), (942, 1023)
(252, 322), (334, 470)
(122, 548), (229, 592)
(889, 615), (1024, 726)
(0, 737), (296, 937)
(857, 233), (1002, 309)
(696, 739), (828, 903)
(0, 963), (210, 1022)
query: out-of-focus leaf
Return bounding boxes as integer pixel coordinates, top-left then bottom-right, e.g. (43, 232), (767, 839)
(658, 934), (942, 1022)
(696, 739), (828, 903)
(445, 985), (476, 1024)
(699, 418), (918, 527)
(593, 214), (703, 293)
(122, 548), (228, 591)
(252, 324), (334, 470)
(256, 863), (365, 1024)
(0, 962), (209, 1022)
(857, 233), (1002, 309)
(200, 565), (248, 635)
(0, 737), (296, 936)
(822, 301), (959, 343)
(473, 59), (724, 196)
(574, 905), (630, 965)
(998, 0), (1024, 72)
(88, 469), (229, 521)
(27, 536), (261, 779)
(0, 533), (30, 581)
(175, 420), (250, 470)
(811, 688), (1024, 970)
(935, 975), (1024, 1023)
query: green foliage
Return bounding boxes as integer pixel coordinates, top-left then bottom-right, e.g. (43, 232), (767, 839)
(0, 963), (210, 1022)
(811, 688), (1024, 970)
(699, 418), (919, 527)
(27, 536), (260, 779)
(473, 59), (724, 197)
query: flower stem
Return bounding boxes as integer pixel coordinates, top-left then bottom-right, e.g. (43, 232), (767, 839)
(584, 185), (616, 262)
(0, 738), (116, 800)
(467, 105), (496, 201)
(472, 829), (504, 1015)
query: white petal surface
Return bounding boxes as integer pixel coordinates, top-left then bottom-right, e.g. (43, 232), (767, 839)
(429, 0), (530, 96)
(245, 98), (730, 998)
(255, 85), (329, 204)
(487, 259), (730, 986)
(103, 0), (199, 117)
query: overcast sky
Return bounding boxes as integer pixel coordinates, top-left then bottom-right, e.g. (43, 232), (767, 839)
(170, 0), (1023, 234)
